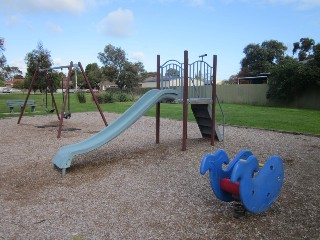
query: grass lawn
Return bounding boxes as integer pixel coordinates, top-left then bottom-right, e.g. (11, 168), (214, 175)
(1, 92), (319, 135)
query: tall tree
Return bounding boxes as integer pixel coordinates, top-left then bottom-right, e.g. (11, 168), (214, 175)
(240, 40), (287, 76)
(98, 44), (146, 89)
(0, 37), (7, 81)
(1, 66), (22, 81)
(0, 37), (6, 67)
(268, 39), (320, 101)
(98, 44), (126, 83)
(24, 42), (53, 92)
(261, 40), (287, 64)
(84, 63), (103, 89)
(293, 38), (315, 61)
(117, 61), (145, 90)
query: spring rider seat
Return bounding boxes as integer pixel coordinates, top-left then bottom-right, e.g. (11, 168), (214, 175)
(200, 149), (284, 215)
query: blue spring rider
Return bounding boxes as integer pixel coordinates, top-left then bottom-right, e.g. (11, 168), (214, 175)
(200, 149), (284, 214)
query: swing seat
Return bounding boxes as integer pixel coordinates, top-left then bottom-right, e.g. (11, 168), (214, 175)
(46, 109), (55, 113)
(64, 112), (71, 119)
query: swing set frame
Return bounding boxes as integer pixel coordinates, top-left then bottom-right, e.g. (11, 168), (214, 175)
(18, 61), (108, 138)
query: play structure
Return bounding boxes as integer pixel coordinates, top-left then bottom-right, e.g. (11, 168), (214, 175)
(156, 51), (224, 150)
(200, 149), (284, 215)
(52, 51), (224, 175)
(17, 61), (108, 138)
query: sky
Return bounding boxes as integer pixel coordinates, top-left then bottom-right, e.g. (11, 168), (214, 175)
(1, 0), (320, 80)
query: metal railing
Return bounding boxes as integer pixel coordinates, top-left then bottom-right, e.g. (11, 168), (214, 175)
(159, 58), (225, 140)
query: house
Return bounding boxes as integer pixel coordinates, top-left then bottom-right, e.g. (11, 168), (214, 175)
(141, 77), (157, 88)
(99, 80), (118, 90)
(4, 80), (14, 88)
(4, 78), (25, 88)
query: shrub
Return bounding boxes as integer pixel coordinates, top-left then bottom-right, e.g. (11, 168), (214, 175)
(76, 91), (86, 103)
(104, 92), (115, 103)
(95, 93), (105, 104)
(117, 92), (132, 102)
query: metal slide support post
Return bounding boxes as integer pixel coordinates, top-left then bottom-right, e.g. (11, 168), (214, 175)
(18, 65), (39, 124)
(57, 62), (73, 138)
(182, 50), (188, 151)
(211, 55), (217, 146)
(156, 55), (161, 144)
(78, 62), (108, 126)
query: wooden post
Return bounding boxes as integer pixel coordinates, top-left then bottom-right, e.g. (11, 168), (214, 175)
(211, 55), (217, 146)
(182, 50), (188, 151)
(18, 65), (39, 124)
(156, 55), (161, 144)
(78, 62), (108, 127)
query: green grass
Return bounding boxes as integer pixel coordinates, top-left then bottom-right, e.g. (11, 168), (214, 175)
(1, 92), (319, 135)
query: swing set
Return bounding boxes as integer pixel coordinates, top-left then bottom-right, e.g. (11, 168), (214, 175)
(17, 61), (108, 138)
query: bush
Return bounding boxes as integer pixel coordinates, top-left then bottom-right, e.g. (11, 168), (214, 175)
(104, 92), (115, 103)
(76, 91), (86, 103)
(117, 92), (132, 102)
(267, 57), (320, 101)
(95, 93), (105, 104)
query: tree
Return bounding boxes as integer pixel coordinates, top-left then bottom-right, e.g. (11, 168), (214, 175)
(24, 42), (53, 92)
(1, 66), (22, 81)
(261, 40), (287, 64)
(0, 37), (25, 82)
(293, 38), (315, 61)
(267, 40), (320, 101)
(226, 74), (239, 84)
(98, 44), (126, 83)
(116, 61), (145, 90)
(312, 43), (320, 68)
(98, 44), (146, 89)
(240, 40), (287, 76)
(0, 37), (7, 81)
(165, 68), (180, 77)
(83, 63), (103, 89)
(0, 37), (6, 68)
(13, 79), (25, 89)
(267, 57), (305, 100)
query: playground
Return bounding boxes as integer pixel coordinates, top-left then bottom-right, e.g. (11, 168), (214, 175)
(1, 112), (319, 239)
(1, 52), (319, 239)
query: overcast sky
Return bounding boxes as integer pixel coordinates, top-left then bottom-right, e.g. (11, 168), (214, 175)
(1, 0), (319, 80)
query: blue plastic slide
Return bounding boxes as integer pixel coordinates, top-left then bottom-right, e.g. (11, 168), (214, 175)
(52, 89), (178, 175)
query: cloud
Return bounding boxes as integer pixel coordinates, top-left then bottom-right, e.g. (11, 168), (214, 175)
(1, 0), (87, 14)
(9, 58), (27, 74)
(189, 0), (206, 6)
(230, 0), (320, 10)
(131, 52), (144, 61)
(97, 8), (134, 37)
(53, 58), (63, 66)
(5, 15), (20, 27)
(262, 0), (320, 8)
(157, 0), (208, 6)
(46, 22), (63, 33)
